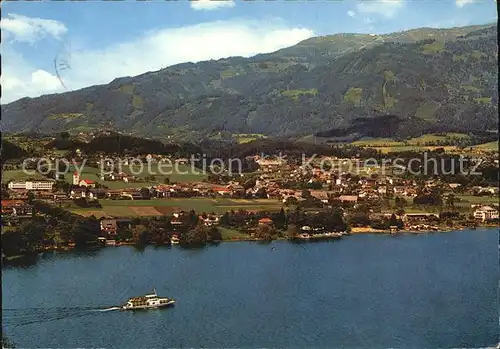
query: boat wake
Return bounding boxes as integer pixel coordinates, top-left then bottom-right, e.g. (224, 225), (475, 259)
(93, 306), (121, 312)
(3, 306), (120, 328)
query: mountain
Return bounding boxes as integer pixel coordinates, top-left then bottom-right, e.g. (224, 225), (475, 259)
(2, 24), (497, 140)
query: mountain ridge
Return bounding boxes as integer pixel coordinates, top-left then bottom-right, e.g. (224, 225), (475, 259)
(2, 23), (497, 141)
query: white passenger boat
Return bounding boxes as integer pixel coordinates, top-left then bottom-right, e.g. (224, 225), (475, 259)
(121, 288), (175, 310)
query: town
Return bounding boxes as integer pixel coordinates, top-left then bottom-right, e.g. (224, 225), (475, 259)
(2, 139), (498, 259)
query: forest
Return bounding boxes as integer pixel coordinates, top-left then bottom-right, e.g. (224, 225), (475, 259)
(1, 24), (497, 140)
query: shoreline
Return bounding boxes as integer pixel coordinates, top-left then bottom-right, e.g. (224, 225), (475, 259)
(350, 223), (499, 235)
(3, 226), (497, 262)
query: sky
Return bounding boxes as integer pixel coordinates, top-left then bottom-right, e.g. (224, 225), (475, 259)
(1, 0), (497, 104)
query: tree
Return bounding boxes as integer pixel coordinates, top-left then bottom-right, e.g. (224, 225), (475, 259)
(118, 226), (133, 242)
(2, 230), (27, 256)
(54, 180), (70, 193)
(349, 212), (370, 227)
(140, 187), (151, 199)
(185, 210), (199, 228)
(388, 213), (404, 229)
(71, 217), (100, 248)
(389, 214), (398, 226)
(395, 197), (407, 209)
(396, 209), (406, 216)
(285, 196), (298, 206)
(329, 208), (347, 231)
(285, 224), (299, 240)
(132, 225), (148, 246)
(150, 226), (168, 245)
(27, 191), (35, 204)
(274, 208), (287, 230)
(445, 194), (456, 211)
(254, 187), (268, 199)
(243, 178), (257, 190)
(20, 219), (46, 252)
(254, 224), (275, 241)
(2, 333), (15, 349)
(1, 184), (10, 199)
(207, 226), (222, 242)
(181, 225), (208, 246)
(219, 212), (230, 226)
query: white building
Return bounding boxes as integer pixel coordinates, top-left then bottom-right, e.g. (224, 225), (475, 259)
(473, 206), (499, 221)
(73, 172), (96, 188)
(8, 181), (54, 191)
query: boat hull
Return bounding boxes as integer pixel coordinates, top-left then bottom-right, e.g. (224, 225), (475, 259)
(121, 300), (175, 311)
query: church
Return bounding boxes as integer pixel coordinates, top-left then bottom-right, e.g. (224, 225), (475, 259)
(72, 172), (96, 188)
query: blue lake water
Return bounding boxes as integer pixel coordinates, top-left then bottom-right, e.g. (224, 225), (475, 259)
(2, 229), (499, 348)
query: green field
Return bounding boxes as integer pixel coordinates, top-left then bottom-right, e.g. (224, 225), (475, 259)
(2, 162), (207, 188)
(219, 227), (249, 240)
(456, 195), (499, 205)
(348, 133), (482, 154)
(385, 194), (499, 214)
(4, 135), (51, 152)
(351, 138), (402, 147)
(70, 198), (284, 218)
(281, 89), (318, 102)
(352, 133), (470, 148)
(2, 170), (46, 183)
(233, 133), (267, 144)
(472, 141), (498, 151)
(64, 163), (206, 188)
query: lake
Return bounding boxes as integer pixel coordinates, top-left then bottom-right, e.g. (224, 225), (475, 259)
(2, 229), (498, 348)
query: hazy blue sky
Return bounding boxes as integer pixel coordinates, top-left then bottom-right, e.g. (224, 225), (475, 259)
(1, 0), (497, 103)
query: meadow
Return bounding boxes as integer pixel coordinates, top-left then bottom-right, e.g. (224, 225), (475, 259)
(472, 141), (499, 151)
(64, 163), (207, 188)
(2, 170), (46, 183)
(348, 133), (499, 155)
(232, 133), (267, 144)
(69, 198), (284, 218)
(351, 133), (471, 147)
(385, 194), (498, 214)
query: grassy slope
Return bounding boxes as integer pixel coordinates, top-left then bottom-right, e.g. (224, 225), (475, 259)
(64, 163), (206, 188)
(2, 170), (46, 183)
(351, 133), (471, 146)
(472, 141), (499, 151)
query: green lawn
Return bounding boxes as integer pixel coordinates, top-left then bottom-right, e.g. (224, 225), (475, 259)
(219, 227), (249, 240)
(70, 198), (284, 218)
(352, 138), (402, 147)
(63, 163), (206, 189)
(233, 133), (266, 144)
(350, 133), (471, 152)
(472, 141), (498, 151)
(281, 89), (318, 101)
(456, 195), (499, 205)
(2, 170), (46, 183)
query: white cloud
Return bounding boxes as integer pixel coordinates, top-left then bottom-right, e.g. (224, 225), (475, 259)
(347, 10), (356, 17)
(455, 0), (475, 7)
(1, 13), (67, 43)
(190, 0), (235, 11)
(356, 0), (403, 18)
(1, 46), (62, 103)
(1, 18), (314, 104)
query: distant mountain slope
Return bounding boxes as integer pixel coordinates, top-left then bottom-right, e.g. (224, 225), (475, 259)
(1, 140), (30, 162)
(1, 24), (497, 140)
